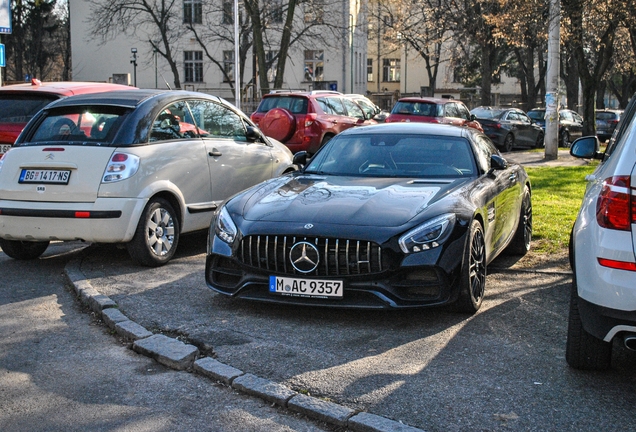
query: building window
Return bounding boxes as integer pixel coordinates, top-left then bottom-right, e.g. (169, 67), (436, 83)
(267, 0), (283, 23)
(183, 0), (202, 24)
(382, 58), (400, 82)
(304, 0), (324, 24)
(304, 50), (324, 82)
(223, 51), (234, 82)
(184, 51), (203, 82)
(367, 58), (373, 82)
(222, 0), (233, 24)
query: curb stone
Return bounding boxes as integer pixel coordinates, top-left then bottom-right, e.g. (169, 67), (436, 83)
(64, 258), (425, 432)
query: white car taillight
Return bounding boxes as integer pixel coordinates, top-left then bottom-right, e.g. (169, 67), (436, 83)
(596, 175), (636, 230)
(102, 152), (140, 183)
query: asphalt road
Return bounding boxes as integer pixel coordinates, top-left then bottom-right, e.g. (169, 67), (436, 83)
(75, 231), (636, 432)
(0, 242), (332, 432)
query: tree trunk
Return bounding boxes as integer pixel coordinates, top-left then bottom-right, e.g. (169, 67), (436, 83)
(273, 0), (297, 89)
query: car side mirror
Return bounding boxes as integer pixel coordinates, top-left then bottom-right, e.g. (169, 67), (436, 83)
(570, 136), (603, 160)
(470, 114), (477, 121)
(245, 126), (263, 143)
(490, 154), (508, 172)
(293, 151), (308, 167)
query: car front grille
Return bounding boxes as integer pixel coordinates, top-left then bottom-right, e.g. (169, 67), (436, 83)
(239, 235), (384, 277)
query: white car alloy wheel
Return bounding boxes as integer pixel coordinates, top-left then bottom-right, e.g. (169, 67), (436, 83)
(127, 197), (180, 267)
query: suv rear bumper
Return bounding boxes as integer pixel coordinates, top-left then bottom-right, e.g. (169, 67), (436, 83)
(578, 296), (636, 342)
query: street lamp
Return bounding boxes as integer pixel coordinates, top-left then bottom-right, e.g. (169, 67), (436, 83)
(130, 48), (138, 87)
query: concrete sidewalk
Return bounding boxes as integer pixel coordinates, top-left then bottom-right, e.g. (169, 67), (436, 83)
(504, 148), (593, 168)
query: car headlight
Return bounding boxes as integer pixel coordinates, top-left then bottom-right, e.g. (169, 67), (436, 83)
(215, 206), (238, 244)
(399, 214), (456, 254)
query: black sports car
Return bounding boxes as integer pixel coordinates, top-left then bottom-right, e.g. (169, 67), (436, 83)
(205, 122), (532, 313)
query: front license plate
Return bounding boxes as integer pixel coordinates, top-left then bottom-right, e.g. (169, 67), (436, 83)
(269, 276), (343, 298)
(19, 169), (71, 184)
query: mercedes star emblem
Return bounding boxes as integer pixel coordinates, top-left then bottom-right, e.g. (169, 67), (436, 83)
(289, 241), (320, 273)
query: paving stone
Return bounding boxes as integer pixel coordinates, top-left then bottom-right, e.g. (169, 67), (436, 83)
(101, 308), (129, 329)
(348, 412), (424, 432)
(133, 334), (199, 370)
(288, 393), (355, 426)
(193, 357), (244, 385)
(115, 319), (153, 341)
(232, 373), (297, 407)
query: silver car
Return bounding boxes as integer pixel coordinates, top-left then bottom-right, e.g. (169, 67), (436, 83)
(0, 89), (296, 266)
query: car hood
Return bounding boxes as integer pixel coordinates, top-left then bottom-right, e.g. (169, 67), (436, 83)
(240, 174), (467, 227)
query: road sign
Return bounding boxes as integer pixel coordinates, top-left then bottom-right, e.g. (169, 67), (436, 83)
(0, 44), (5, 67)
(0, 0), (11, 34)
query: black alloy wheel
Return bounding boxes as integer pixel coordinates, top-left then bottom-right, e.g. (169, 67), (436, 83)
(455, 219), (486, 313)
(503, 133), (514, 152)
(506, 186), (532, 255)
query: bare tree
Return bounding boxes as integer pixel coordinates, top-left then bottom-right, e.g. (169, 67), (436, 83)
(370, 0), (450, 96)
(4, 0), (65, 82)
(561, 0), (620, 136)
(87, 0), (186, 89)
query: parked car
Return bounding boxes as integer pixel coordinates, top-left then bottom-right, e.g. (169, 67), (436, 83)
(250, 90), (377, 154)
(0, 89), (296, 267)
(344, 94), (388, 122)
(205, 122), (532, 313)
(0, 79), (134, 156)
(470, 106), (544, 152)
(527, 108), (583, 147)
(595, 109), (622, 142)
(384, 97), (483, 132)
(566, 93), (636, 370)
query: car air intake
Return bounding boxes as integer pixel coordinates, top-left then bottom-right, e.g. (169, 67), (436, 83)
(239, 235), (384, 277)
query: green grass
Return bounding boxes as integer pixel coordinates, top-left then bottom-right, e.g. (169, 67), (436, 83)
(526, 164), (599, 254)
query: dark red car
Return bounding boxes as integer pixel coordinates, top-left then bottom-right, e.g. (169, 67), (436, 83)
(0, 80), (134, 155)
(385, 97), (483, 132)
(250, 90), (377, 154)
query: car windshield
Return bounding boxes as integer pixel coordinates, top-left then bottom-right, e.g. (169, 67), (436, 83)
(23, 105), (129, 145)
(305, 133), (477, 178)
(527, 110), (545, 120)
(0, 94), (58, 123)
(471, 108), (505, 119)
(257, 96), (308, 114)
(391, 101), (443, 117)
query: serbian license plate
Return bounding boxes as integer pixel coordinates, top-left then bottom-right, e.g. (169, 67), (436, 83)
(19, 169), (71, 184)
(269, 276), (343, 298)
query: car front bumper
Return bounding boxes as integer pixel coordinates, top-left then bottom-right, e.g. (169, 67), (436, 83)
(205, 231), (467, 309)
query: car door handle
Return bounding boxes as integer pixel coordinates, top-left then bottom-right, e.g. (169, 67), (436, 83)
(209, 149), (222, 157)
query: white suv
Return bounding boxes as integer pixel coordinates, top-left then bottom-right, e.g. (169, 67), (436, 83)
(567, 95), (636, 370)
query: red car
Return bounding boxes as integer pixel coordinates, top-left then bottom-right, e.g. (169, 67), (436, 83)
(0, 80), (134, 155)
(385, 97), (483, 132)
(250, 90), (377, 154)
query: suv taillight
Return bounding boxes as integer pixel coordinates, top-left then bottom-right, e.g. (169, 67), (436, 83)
(596, 176), (636, 230)
(304, 113), (317, 127)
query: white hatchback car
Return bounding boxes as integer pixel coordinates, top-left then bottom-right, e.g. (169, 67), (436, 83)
(567, 95), (636, 370)
(0, 89), (296, 266)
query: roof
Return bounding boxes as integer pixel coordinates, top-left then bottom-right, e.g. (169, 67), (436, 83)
(339, 121), (472, 138)
(397, 97), (459, 104)
(46, 89), (223, 109)
(0, 80), (134, 96)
